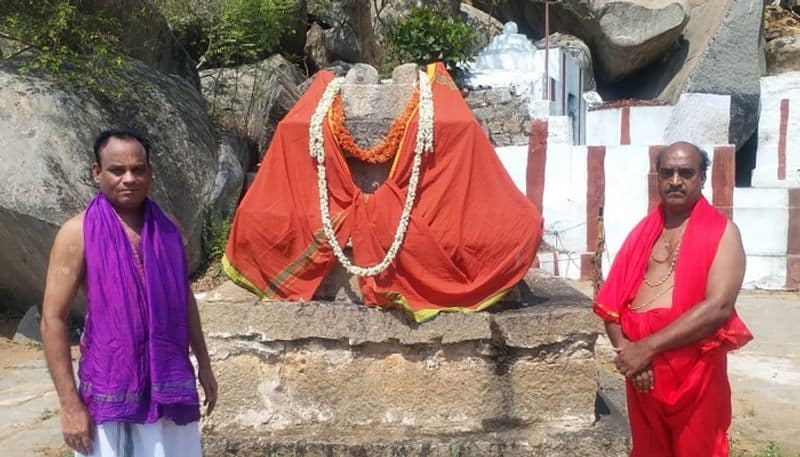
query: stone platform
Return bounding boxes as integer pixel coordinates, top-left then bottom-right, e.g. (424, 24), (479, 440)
(197, 270), (628, 456)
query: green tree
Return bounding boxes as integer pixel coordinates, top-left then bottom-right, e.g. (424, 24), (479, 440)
(384, 7), (476, 72)
(156, 0), (296, 69)
(0, 0), (128, 98)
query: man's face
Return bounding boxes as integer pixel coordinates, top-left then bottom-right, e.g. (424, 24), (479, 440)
(91, 137), (152, 211)
(657, 146), (705, 213)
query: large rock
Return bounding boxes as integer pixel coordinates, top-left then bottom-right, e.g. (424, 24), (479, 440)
(473, 0), (688, 84)
(200, 55), (306, 156)
(685, 0), (765, 148)
(304, 23), (330, 71)
(592, 1), (689, 83)
(765, 4), (800, 75)
(460, 2), (503, 52)
(767, 36), (800, 74)
(310, 0), (380, 66)
(12, 305), (42, 346)
(210, 131), (257, 221)
(83, 0), (200, 90)
(0, 59), (216, 313)
(197, 270), (628, 456)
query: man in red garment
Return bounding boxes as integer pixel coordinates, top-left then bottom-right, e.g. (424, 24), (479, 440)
(594, 142), (752, 457)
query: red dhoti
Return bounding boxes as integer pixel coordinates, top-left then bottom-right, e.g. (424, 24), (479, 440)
(594, 198), (752, 456)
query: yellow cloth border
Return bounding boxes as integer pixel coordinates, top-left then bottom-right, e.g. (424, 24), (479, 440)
(223, 213), (345, 300)
(221, 254), (268, 300)
(387, 287), (512, 323)
(593, 301), (620, 323)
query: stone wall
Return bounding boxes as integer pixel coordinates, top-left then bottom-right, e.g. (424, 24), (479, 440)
(463, 88), (532, 147)
(198, 271), (628, 456)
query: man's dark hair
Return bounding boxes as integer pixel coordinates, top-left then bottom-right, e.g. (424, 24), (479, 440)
(93, 128), (151, 165)
(656, 141), (710, 178)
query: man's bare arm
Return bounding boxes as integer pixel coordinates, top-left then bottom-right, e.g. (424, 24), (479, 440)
(604, 322), (628, 348)
(187, 291), (211, 367)
(40, 213), (93, 454)
(615, 221), (745, 374)
(187, 289), (218, 415)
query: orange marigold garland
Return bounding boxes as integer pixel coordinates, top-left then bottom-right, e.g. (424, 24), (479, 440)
(330, 90), (420, 164)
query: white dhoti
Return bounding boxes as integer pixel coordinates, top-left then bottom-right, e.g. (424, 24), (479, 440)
(76, 418), (201, 457)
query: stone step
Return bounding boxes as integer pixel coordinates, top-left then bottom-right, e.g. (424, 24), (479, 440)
(202, 418), (629, 457)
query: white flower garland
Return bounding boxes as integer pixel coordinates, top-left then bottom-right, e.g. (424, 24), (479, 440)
(309, 70), (434, 277)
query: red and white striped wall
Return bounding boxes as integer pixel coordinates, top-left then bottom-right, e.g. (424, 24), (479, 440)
(495, 119), (797, 289)
(522, 119), (737, 280)
(754, 74), (800, 188)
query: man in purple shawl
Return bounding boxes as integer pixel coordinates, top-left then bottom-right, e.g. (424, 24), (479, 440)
(41, 128), (218, 456)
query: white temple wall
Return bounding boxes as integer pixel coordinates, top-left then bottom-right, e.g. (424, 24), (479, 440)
(586, 94), (730, 147)
(495, 142), (762, 284)
(753, 73), (800, 187)
(733, 187), (792, 289)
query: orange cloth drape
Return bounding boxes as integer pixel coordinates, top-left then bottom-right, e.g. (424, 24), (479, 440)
(594, 197), (752, 456)
(224, 63), (542, 322)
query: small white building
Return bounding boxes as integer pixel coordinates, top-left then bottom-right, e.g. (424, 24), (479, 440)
(464, 22), (587, 145)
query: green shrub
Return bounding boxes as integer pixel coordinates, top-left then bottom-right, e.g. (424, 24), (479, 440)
(157, 0), (295, 68)
(201, 211), (232, 266)
(0, 0), (128, 98)
(384, 7), (476, 72)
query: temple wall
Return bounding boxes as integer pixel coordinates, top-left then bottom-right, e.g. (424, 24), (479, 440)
(464, 87), (531, 146)
(498, 132), (797, 288)
(732, 187), (798, 289)
(753, 73), (800, 187)
(585, 93), (730, 147)
(493, 80), (800, 289)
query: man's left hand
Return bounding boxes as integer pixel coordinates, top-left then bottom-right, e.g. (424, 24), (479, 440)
(198, 364), (218, 417)
(614, 340), (655, 377)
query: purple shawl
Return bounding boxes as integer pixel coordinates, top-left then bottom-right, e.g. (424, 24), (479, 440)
(79, 193), (199, 424)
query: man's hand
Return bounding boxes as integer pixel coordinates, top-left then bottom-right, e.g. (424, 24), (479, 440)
(61, 398), (94, 455)
(631, 366), (655, 392)
(199, 364), (218, 417)
(614, 340), (655, 378)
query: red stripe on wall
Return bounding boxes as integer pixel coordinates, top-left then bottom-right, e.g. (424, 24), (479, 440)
(787, 189), (800, 289)
(582, 146), (606, 280)
(648, 145), (666, 212)
(620, 107), (631, 145)
(527, 120), (548, 214)
(712, 146), (736, 219)
(779, 99), (789, 181)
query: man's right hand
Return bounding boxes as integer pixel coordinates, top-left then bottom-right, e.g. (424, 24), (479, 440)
(61, 399), (94, 455)
(631, 367), (655, 393)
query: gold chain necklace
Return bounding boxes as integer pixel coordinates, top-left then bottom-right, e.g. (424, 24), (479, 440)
(643, 241), (680, 288)
(629, 283), (674, 311)
(651, 235), (674, 263)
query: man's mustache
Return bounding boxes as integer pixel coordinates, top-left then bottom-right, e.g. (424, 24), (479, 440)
(666, 186), (686, 194)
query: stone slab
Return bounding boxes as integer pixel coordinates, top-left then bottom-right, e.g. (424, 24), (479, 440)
(202, 419), (629, 457)
(200, 271), (605, 439)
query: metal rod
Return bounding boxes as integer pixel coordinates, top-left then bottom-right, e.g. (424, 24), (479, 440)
(544, 1), (550, 100)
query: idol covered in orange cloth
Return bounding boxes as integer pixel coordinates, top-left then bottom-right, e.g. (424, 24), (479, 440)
(223, 62), (542, 323)
(594, 142), (752, 456)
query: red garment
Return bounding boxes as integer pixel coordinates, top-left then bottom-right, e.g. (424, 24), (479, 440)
(594, 197), (752, 457)
(224, 63), (542, 322)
